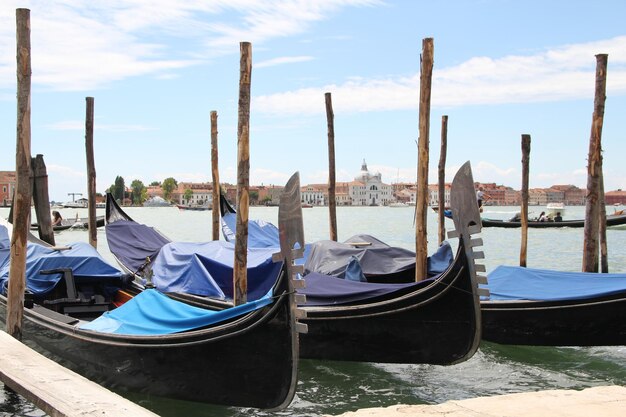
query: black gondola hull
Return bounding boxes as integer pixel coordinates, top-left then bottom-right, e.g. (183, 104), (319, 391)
(0, 280), (298, 409)
(481, 293), (626, 346)
(300, 246), (481, 364)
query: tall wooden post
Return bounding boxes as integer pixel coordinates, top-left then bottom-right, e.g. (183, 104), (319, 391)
(211, 111), (220, 241)
(583, 54), (608, 273)
(415, 38), (433, 282)
(233, 42), (252, 305)
(437, 115), (448, 245)
(325, 92), (338, 241)
(7, 8), (32, 339)
(85, 96), (97, 248)
(520, 134), (531, 267)
(31, 155), (54, 245)
(599, 168), (608, 272)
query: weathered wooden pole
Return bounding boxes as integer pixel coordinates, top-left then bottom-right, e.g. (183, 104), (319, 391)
(233, 42), (252, 305)
(211, 110), (220, 241)
(415, 38), (433, 282)
(31, 155), (54, 245)
(325, 92), (338, 241)
(85, 96), (97, 248)
(7, 8), (32, 339)
(437, 115), (448, 245)
(599, 168), (608, 272)
(582, 54), (608, 273)
(520, 134), (531, 267)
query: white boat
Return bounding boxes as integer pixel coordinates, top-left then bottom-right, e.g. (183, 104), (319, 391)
(546, 202), (566, 219)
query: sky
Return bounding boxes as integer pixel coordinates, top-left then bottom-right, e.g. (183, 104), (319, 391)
(1, 0), (626, 203)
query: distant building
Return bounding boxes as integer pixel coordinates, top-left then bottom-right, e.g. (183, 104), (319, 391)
(348, 160), (393, 206)
(174, 182), (213, 206)
(0, 171), (16, 207)
(605, 190), (626, 205)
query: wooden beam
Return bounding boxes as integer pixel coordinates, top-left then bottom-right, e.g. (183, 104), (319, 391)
(85, 96), (97, 248)
(415, 37), (433, 282)
(583, 54), (608, 273)
(211, 110), (220, 241)
(233, 42), (252, 305)
(325, 92), (338, 241)
(437, 115), (448, 245)
(7, 8), (32, 339)
(520, 134), (531, 267)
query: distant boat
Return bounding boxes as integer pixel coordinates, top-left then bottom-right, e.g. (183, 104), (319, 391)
(546, 202), (566, 219)
(176, 204), (211, 211)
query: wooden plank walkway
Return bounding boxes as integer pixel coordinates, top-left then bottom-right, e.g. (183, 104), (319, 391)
(331, 385), (626, 417)
(0, 330), (159, 417)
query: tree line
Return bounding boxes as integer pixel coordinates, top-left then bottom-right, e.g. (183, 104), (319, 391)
(107, 176), (178, 205)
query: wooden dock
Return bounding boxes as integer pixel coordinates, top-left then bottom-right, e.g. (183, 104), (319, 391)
(331, 385), (626, 417)
(0, 330), (159, 417)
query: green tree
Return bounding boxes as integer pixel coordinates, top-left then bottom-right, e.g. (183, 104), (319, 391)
(162, 177), (177, 200)
(250, 190), (259, 205)
(113, 176), (125, 202)
(131, 179), (146, 205)
(183, 188), (193, 204)
(150, 181), (160, 187)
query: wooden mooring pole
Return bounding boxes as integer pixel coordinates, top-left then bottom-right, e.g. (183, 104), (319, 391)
(7, 8), (32, 339)
(520, 134), (531, 267)
(85, 96), (97, 248)
(233, 42), (252, 305)
(31, 155), (54, 245)
(437, 115), (448, 245)
(415, 37), (433, 282)
(325, 92), (338, 241)
(583, 54), (608, 273)
(211, 110), (221, 241)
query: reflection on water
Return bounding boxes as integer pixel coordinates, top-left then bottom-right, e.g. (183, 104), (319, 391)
(1, 206), (625, 416)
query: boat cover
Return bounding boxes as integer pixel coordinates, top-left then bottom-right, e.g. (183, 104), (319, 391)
(484, 265), (626, 301)
(107, 219), (282, 300)
(80, 288), (272, 335)
(106, 220), (170, 273)
(221, 211), (311, 264)
(304, 236), (453, 279)
(151, 241), (282, 301)
(0, 223), (124, 296)
(300, 272), (435, 306)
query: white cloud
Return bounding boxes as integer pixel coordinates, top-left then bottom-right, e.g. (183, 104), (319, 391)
(0, 0), (379, 91)
(253, 36), (626, 115)
(256, 56), (314, 68)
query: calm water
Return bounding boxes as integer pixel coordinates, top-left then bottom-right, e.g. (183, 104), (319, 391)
(1, 205), (625, 417)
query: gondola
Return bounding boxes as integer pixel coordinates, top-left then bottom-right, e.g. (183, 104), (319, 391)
(481, 265), (626, 346)
(109, 162), (485, 365)
(176, 204), (211, 211)
(30, 215), (105, 231)
(0, 177), (305, 409)
(443, 210), (626, 228)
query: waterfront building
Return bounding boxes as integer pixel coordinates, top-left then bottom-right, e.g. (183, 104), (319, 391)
(174, 182), (213, 206)
(0, 171), (16, 207)
(348, 160), (393, 206)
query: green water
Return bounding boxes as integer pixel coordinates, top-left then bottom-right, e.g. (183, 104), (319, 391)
(1, 205), (625, 416)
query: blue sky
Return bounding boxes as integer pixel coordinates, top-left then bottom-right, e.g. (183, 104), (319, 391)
(1, 0), (626, 202)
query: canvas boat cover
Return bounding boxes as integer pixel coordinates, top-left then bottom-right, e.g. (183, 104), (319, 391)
(0, 221), (125, 296)
(80, 288), (272, 335)
(484, 265), (626, 301)
(301, 272), (435, 306)
(304, 235), (453, 279)
(106, 219), (282, 301)
(221, 211), (311, 264)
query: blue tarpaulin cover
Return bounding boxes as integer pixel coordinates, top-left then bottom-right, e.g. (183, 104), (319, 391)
(151, 241), (282, 301)
(106, 219), (283, 301)
(80, 288), (273, 335)
(0, 221), (124, 296)
(485, 265), (626, 301)
(221, 211), (311, 264)
(301, 272), (434, 306)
